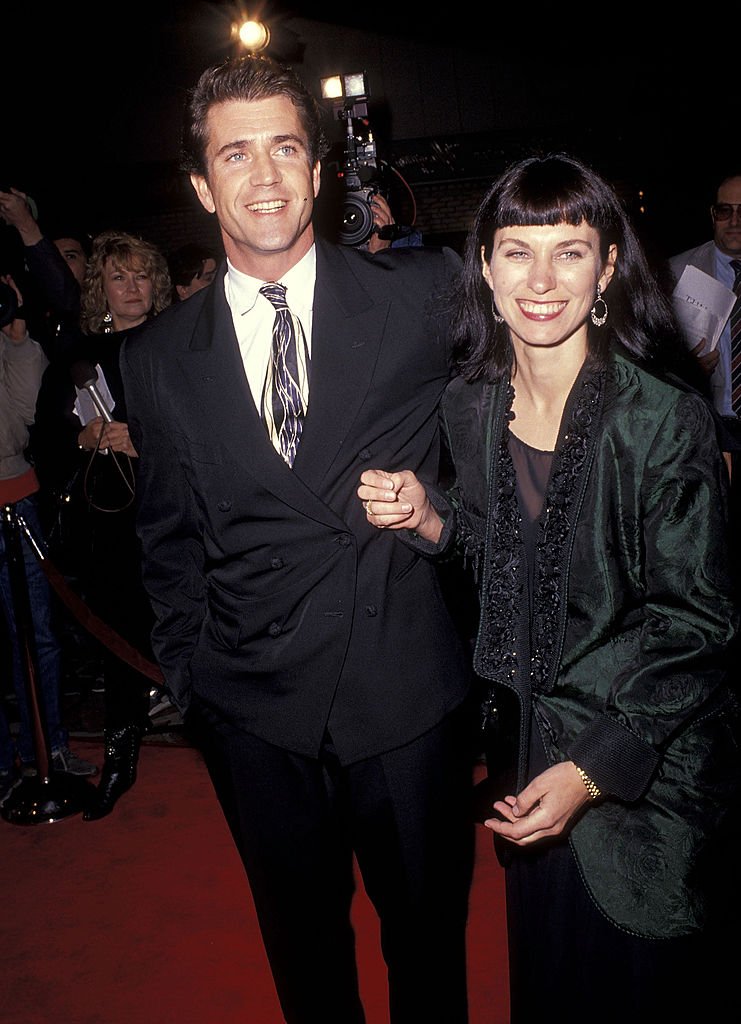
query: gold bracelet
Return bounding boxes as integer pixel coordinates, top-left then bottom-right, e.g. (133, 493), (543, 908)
(575, 765), (601, 800)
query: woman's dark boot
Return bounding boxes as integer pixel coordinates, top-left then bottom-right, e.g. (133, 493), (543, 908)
(83, 724), (141, 821)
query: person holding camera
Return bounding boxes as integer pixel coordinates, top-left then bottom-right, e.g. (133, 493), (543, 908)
(0, 186), (89, 358)
(119, 53), (475, 1024)
(0, 273), (97, 802)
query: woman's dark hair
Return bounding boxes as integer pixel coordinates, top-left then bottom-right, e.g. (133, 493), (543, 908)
(453, 153), (677, 380)
(181, 53), (329, 178)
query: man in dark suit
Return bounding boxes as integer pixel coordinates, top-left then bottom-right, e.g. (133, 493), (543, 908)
(120, 54), (474, 1023)
(669, 173), (741, 584)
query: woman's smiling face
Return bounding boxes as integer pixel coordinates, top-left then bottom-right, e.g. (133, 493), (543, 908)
(482, 222), (616, 352)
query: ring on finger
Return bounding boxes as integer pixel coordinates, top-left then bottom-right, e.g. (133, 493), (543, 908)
(367, 500), (375, 517)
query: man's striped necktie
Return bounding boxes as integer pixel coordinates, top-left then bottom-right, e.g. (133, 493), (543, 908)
(259, 282), (310, 467)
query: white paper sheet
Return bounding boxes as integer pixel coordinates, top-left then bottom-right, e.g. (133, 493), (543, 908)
(671, 265), (736, 352)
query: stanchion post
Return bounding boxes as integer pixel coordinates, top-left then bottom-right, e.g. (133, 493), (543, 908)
(1, 503), (95, 824)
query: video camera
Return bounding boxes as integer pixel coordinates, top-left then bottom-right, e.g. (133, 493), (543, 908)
(320, 72), (391, 247)
(0, 281), (18, 328)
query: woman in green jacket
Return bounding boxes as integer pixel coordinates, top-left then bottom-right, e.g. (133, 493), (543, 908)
(358, 153), (740, 1021)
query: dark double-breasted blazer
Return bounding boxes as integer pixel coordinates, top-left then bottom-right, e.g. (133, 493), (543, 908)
(119, 237), (471, 765)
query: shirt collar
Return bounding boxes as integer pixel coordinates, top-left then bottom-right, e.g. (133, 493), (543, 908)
(225, 245), (316, 316)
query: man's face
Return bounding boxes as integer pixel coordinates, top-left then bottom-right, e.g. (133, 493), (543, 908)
(53, 237), (88, 286)
(712, 176), (741, 257)
(176, 257), (218, 301)
(191, 95), (320, 279)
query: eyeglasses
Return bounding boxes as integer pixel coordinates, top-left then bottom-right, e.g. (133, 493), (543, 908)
(711, 203), (741, 221)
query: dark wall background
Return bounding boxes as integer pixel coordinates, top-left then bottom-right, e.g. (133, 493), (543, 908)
(2, 4), (735, 272)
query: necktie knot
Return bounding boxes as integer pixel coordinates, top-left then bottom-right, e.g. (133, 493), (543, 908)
(260, 282), (288, 309)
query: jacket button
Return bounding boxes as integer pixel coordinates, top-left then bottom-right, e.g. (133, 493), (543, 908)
(268, 622), (282, 637)
(271, 557), (284, 569)
(217, 500), (232, 512)
(337, 534), (352, 547)
(359, 448), (372, 461)
(365, 605), (378, 617)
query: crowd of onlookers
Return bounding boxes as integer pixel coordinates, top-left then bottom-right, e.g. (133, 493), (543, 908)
(0, 183), (220, 815)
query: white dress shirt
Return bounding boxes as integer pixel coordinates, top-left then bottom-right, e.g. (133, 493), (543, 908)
(224, 245), (316, 413)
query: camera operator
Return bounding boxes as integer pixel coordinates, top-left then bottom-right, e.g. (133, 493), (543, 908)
(363, 193), (423, 253)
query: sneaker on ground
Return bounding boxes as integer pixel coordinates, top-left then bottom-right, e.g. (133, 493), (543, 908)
(53, 746), (99, 776)
(21, 748), (99, 777)
(0, 769), (20, 806)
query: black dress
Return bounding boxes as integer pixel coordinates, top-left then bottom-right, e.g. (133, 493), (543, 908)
(504, 429), (701, 1024)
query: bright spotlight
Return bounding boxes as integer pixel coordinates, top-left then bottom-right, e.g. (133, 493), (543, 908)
(236, 19), (270, 52)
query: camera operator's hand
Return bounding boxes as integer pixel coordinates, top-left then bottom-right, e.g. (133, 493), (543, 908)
(367, 194), (394, 253)
(0, 187), (42, 247)
(0, 274), (28, 344)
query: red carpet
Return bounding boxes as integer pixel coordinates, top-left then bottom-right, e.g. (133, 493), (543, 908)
(1, 741), (509, 1024)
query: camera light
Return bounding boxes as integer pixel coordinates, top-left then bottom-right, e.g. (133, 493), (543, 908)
(342, 73), (368, 98)
(319, 72), (369, 101)
(320, 75), (344, 100)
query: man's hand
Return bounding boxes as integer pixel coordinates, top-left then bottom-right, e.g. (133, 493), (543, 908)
(690, 338), (720, 376)
(367, 195), (395, 254)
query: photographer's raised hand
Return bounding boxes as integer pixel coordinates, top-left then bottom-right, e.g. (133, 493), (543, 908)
(366, 195), (394, 254)
(0, 188), (42, 246)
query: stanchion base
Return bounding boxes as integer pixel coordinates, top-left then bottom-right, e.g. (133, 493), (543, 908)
(1, 772), (97, 825)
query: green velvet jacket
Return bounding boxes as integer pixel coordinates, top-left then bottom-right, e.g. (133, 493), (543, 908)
(425, 348), (740, 939)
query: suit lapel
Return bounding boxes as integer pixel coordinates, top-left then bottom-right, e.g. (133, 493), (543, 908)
(293, 239), (389, 488)
(177, 275), (345, 525)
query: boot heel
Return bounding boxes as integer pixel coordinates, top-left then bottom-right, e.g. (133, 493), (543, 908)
(82, 725), (142, 821)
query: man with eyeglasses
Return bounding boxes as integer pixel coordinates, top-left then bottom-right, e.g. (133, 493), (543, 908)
(669, 173), (741, 1005)
(669, 173), (741, 418)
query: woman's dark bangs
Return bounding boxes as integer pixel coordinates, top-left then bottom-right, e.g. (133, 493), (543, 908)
(497, 184), (601, 228)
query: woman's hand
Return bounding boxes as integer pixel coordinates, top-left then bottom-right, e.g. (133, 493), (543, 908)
(78, 418), (138, 457)
(357, 468), (443, 542)
(483, 761), (592, 845)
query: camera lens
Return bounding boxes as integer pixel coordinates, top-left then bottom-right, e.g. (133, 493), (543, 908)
(340, 192), (376, 247)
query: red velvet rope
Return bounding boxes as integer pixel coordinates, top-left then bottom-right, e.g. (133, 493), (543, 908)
(39, 555), (165, 684)
(16, 511), (165, 686)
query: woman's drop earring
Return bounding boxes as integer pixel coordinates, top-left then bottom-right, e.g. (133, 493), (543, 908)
(102, 310), (113, 333)
(491, 296), (504, 324)
(590, 284), (608, 327)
